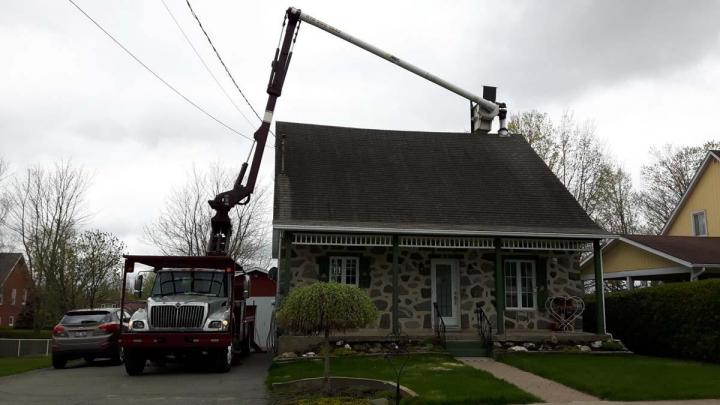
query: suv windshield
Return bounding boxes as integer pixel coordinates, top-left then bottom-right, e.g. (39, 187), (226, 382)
(151, 271), (227, 297)
(61, 311), (113, 325)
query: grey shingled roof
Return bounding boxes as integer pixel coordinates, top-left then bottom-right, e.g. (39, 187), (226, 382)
(0, 253), (23, 286)
(623, 235), (720, 266)
(273, 122), (606, 237)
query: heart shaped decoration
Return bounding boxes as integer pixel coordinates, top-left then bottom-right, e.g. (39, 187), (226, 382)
(545, 295), (585, 332)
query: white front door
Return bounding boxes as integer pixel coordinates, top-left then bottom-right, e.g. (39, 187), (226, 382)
(431, 259), (459, 327)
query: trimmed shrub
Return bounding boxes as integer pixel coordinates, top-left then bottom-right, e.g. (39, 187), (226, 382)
(584, 279), (720, 362)
(276, 282), (377, 382)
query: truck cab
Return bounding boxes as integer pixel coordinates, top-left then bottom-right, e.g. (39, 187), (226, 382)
(119, 255), (251, 375)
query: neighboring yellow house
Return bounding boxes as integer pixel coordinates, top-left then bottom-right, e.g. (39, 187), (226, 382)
(582, 150), (720, 284)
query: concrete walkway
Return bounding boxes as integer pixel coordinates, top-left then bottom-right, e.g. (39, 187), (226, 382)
(458, 357), (599, 403)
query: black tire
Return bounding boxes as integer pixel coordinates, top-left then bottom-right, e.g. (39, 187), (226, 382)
(110, 347), (124, 365)
(124, 351), (145, 376)
(214, 346), (232, 373)
(52, 353), (67, 369)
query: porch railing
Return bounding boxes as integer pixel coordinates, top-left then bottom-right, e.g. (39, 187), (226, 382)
(432, 302), (446, 349)
(474, 303), (493, 345)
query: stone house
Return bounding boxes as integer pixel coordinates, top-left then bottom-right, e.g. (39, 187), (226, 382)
(0, 253), (32, 328)
(272, 122), (610, 343)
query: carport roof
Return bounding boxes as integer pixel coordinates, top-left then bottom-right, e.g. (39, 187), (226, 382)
(622, 235), (720, 267)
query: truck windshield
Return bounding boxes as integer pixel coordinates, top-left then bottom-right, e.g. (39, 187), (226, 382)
(151, 271), (227, 297)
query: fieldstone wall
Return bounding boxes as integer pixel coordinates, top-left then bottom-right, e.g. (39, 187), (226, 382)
(283, 242), (584, 333)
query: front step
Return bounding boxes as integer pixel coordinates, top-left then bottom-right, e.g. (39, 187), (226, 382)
(445, 340), (490, 357)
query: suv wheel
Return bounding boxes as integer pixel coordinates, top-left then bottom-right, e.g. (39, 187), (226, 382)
(124, 351), (146, 376)
(214, 345), (232, 373)
(52, 353), (67, 369)
(110, 347), (124, 365)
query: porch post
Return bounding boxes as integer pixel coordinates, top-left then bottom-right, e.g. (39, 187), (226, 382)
(392, 235), (400, 335)
(494, 237), (505, 335)
(593, 239), (606, 334)
(279, 232), (292, 300)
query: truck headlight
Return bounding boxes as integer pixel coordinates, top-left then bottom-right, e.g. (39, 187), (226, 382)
(132, 320), (145, 330)
(208, 320), (229, 330)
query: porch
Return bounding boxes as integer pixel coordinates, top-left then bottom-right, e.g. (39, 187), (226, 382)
(278, 232), (608, 339)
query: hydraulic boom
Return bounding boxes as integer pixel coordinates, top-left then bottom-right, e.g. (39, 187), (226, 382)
(206, 7), (507, 256)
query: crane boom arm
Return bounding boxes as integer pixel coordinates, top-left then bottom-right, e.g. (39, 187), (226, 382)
(206, 7), (505, 256)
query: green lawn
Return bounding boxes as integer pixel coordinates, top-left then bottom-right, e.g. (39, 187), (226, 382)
(268, 354), (539, 404)
(0, 356), (51, 377)
(500, 353), (720, 401)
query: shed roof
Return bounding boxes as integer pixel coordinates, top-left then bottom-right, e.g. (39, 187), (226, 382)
(273, 122), (606, 237)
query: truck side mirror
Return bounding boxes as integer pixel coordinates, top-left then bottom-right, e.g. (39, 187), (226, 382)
(133, 275), (143, 298)
(268, 267), (278, 281)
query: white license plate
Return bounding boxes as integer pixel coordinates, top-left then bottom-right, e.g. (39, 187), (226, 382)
(74, 331), (88, 337)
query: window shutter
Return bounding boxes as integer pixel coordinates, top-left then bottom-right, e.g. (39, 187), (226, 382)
(536, 257), (548, 310)
(358, 256), (371, 288)
(317, 256), (329, 282)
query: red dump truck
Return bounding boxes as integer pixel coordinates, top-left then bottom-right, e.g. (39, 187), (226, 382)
(119, 255), (252, 375)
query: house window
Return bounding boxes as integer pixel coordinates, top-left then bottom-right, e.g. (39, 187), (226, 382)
(22, 289), (27, 305)
(329, 256), (359, 286)
(504, 259), (536, 309)
(693, 211), (708, 236)
(11, 289), (16, 305)
(9, 316), (14, 327)
(0, 291), (3, 305)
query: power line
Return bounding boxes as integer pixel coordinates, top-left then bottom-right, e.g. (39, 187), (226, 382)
(66, 0), (255, 144)
(184, 0), (274, 137)
(159, 0), (256, 131)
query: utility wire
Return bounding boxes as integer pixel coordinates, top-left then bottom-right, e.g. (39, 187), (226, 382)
(160, 0), (267, 153)
(185, 0), (274, 137)
(67, 0), (256, 144)
(160, 0), (255, 132)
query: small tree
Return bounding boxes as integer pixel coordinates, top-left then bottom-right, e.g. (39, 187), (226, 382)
(276, 283), (377, 383)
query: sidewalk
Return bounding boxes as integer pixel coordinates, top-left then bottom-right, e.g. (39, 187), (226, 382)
(458, 357), (599, 403)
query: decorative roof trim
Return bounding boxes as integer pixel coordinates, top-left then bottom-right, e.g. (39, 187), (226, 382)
(661, 151), (720, 235)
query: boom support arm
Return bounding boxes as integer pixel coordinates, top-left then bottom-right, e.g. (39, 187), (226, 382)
(206, 9), (301, 255)
(207, 7), (506, 256)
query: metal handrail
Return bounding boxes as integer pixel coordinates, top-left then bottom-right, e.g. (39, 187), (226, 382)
(432, 302), (446, 349)
(475, 302), (493, 345)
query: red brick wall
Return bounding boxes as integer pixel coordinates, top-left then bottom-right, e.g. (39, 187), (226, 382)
(0, 260), (32, 328)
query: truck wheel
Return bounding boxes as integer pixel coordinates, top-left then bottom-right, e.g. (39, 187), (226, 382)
(124, 351), (146, 376)
(214, 345), (232, 373)
(52, 353), (67, 369)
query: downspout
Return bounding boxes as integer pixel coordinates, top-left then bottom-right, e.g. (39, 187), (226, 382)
(691, 267), (706, 281)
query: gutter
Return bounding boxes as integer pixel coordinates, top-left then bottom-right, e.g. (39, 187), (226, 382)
(272, 223), (614, 240)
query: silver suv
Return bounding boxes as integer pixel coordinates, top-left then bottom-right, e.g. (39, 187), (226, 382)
(51, 308), (130, 369)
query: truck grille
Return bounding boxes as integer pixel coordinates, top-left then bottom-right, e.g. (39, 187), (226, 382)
(150, 305), (205, 329)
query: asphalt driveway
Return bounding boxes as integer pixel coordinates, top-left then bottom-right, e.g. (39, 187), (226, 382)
(0, 354), (271, 405)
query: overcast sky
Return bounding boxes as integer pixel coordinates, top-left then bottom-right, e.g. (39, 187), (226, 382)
(2, 0), (720, 255)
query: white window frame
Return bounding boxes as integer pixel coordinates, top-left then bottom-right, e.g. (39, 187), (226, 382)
(328, 256), (360, 286)
(11, 289), (16, 305)
(692, 210), (708, 236)
(8, 316), (14, 327)
(504, 259), (537, 310)
(22, 289), (27, 305)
